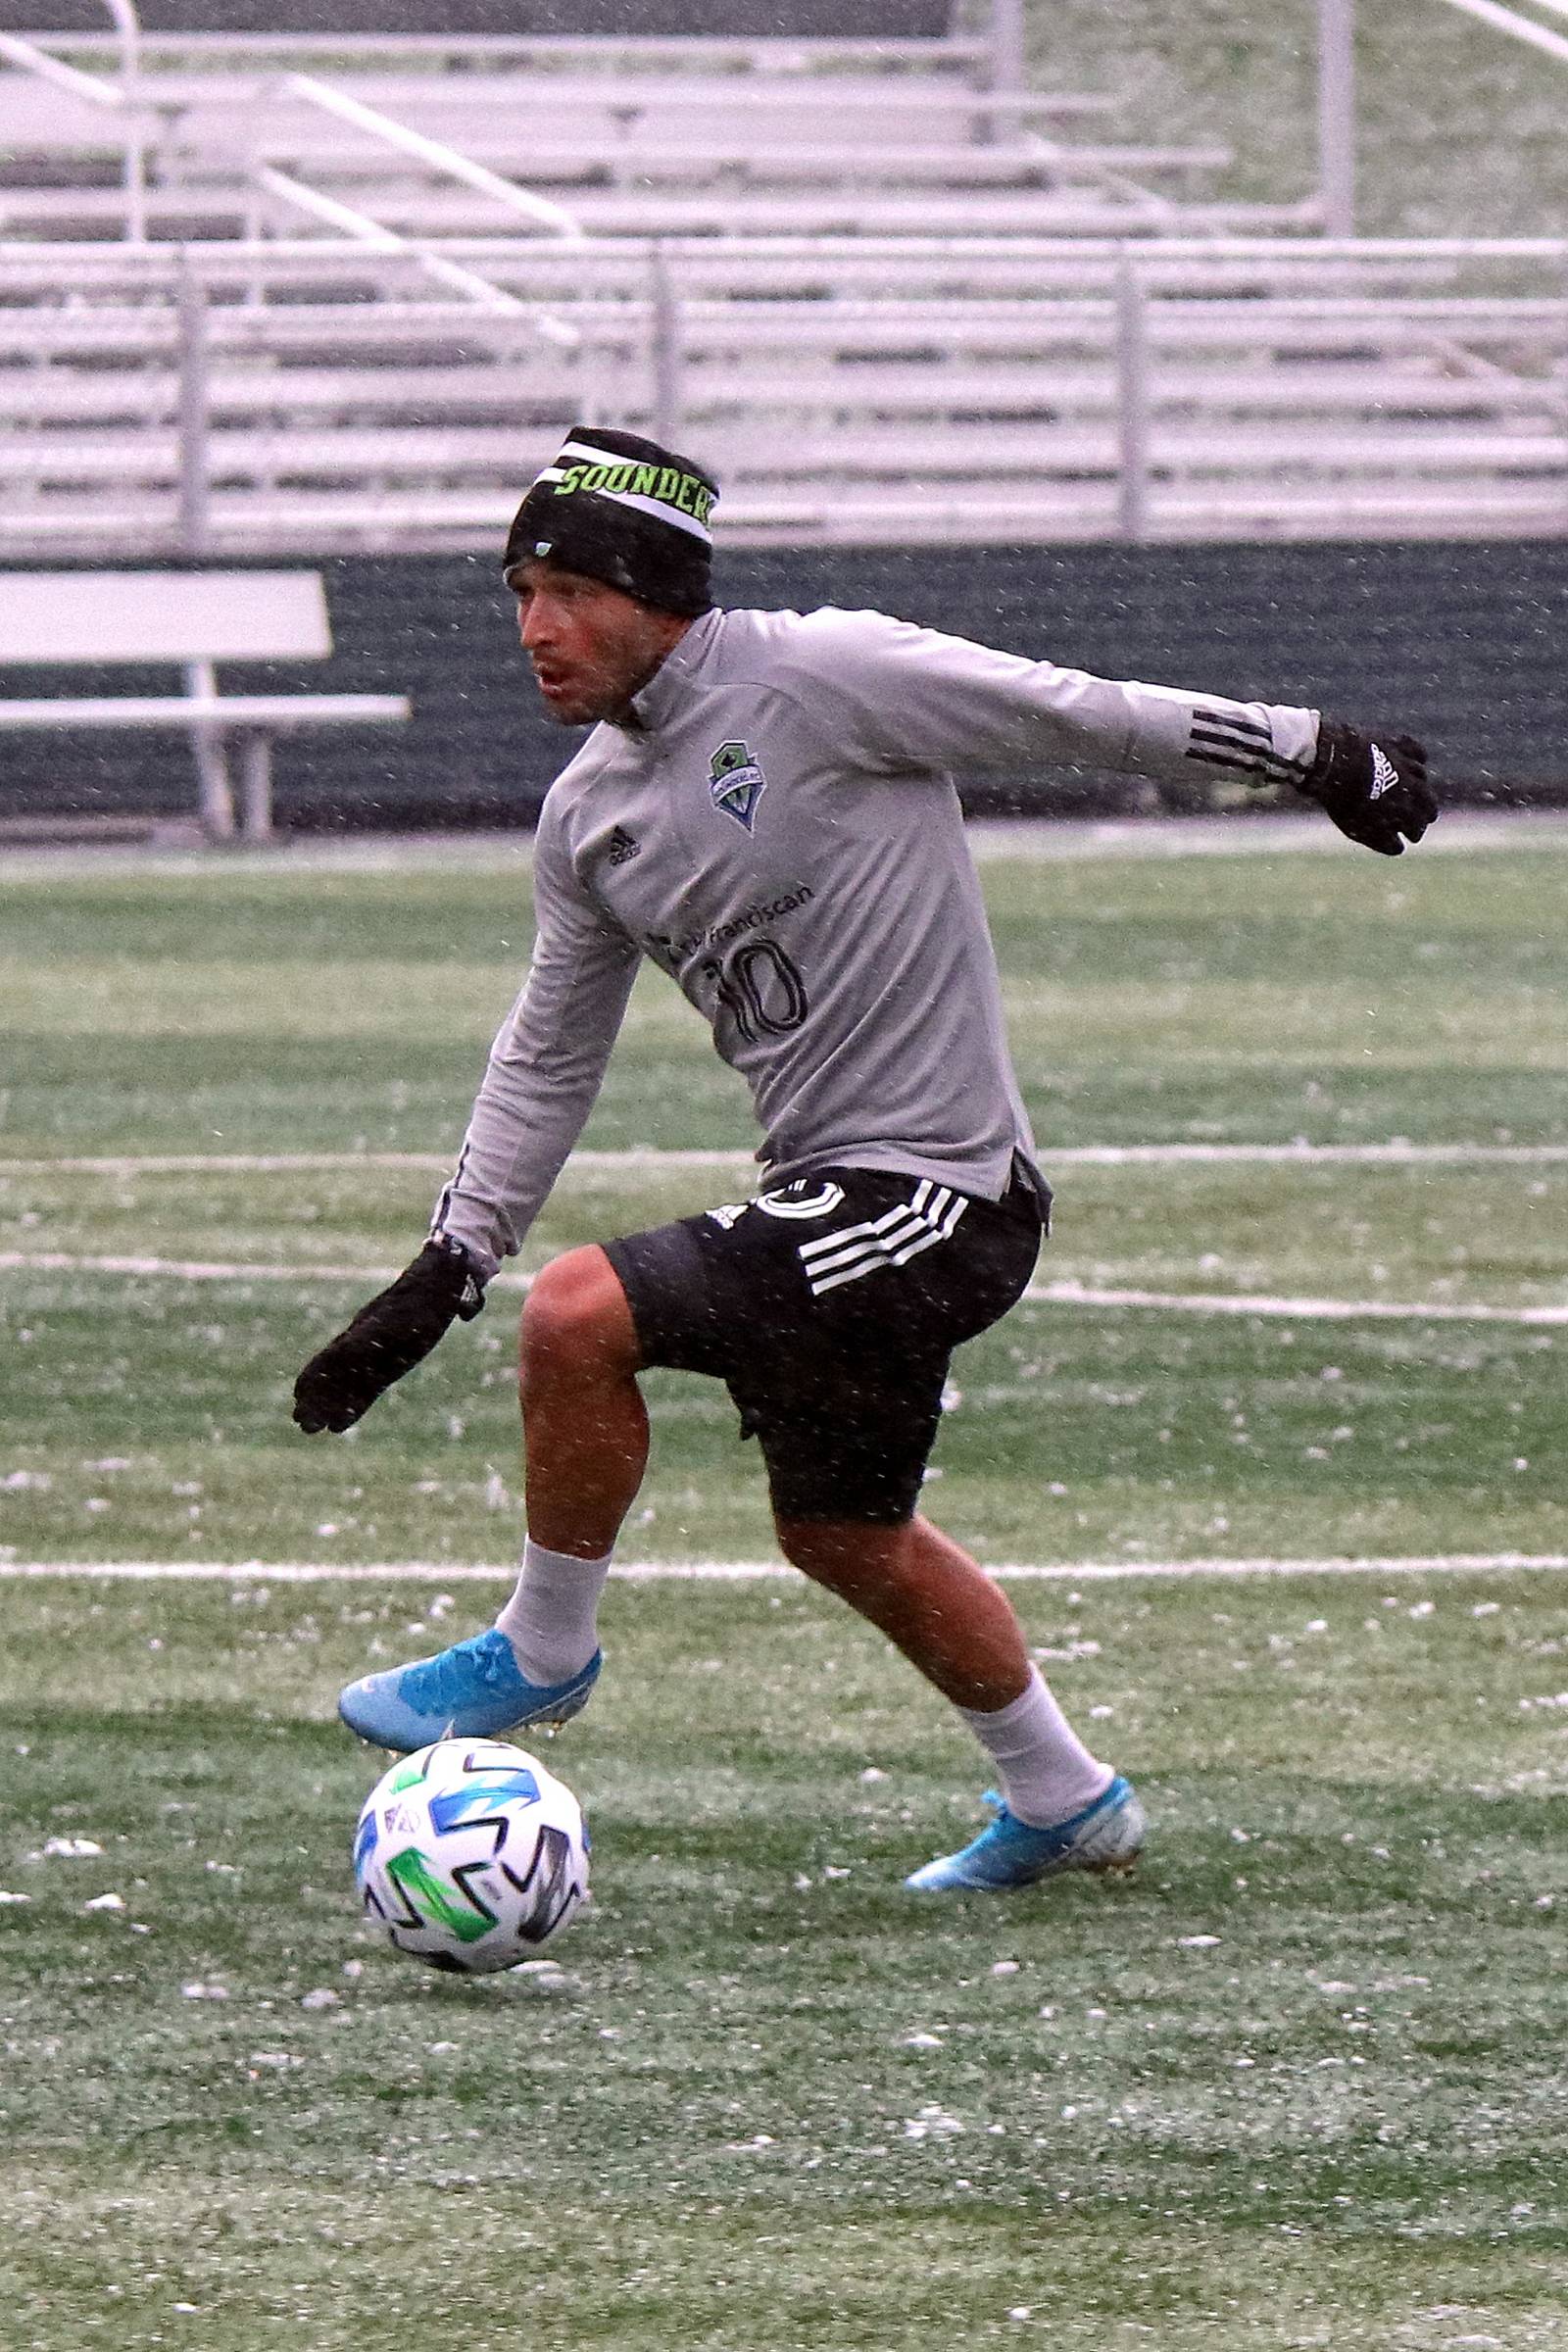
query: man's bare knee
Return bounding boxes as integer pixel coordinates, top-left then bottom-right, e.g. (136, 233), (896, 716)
(520, 1247), (640, 1393)
(776, 1515), (905, 1592)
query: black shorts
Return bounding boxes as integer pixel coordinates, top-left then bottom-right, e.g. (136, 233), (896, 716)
(603, 1165), (1045, 1526)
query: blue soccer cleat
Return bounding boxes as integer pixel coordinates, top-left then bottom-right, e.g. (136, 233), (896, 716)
(904, 1775), (1145, 1893)
(338, 1627), (601, 1752)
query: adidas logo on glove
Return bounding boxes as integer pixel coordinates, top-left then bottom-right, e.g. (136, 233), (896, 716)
(1368, 745), (1400, 800)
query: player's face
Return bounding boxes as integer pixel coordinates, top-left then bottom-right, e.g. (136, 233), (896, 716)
(512, 561), (689, 725)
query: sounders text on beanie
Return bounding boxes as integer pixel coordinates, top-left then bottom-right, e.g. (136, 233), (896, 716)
(534, 437), (715, 542)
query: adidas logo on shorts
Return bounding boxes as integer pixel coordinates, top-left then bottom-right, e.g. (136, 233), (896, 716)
(797, 1180), (967, 1297)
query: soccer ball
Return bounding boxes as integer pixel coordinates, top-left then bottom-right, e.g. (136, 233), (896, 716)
(353, 1738), (589, 1976)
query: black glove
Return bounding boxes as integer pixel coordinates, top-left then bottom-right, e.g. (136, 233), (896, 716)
(292, 1236), (486, 1434)
(1297, 720), (1437, 857)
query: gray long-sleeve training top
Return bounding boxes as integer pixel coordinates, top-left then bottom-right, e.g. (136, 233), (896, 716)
(432, 603), (1320, 1279)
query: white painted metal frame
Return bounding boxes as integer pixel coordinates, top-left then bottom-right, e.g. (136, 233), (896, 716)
(0, 570), (410, 840)
(280, 74), (586, 244)
(1430, 0), (1568, 63)
(1318, 0), (1356, 237)
(3, 234), (1566, 549)
(0, 5), (147, 240)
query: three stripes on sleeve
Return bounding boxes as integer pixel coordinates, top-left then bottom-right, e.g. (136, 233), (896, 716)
(1185, 704), (1311, 789)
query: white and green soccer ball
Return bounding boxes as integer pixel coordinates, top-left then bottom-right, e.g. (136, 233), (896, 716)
(353, 1738), (589, 1976)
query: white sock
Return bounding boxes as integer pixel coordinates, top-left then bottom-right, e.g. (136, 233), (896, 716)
(495, 1538), (612, 1687)
(959, 1668), (1113, 1829)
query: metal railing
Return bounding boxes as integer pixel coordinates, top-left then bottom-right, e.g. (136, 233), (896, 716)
(280, 74), (586, 245)
(1431, 0), (1568, 63)
(2, 237), (1564, 555)
(3, 3), (1531, 251)
(0, 20), (147, 241)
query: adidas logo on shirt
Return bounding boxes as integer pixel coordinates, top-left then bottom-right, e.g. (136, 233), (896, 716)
(606, 825), (642, 866)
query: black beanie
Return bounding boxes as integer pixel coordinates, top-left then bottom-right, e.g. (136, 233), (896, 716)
(503, 425), (719, 616)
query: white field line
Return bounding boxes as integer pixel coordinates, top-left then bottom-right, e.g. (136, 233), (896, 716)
(6, 806), (1565, 876)
(0, 1249), (527, 1289)
(5, 1142), (1568, 1178)
(1028, 1280), (1568, 1326)
(0, 1149), (754, 1177)
(5, 1247), (1565, 1326)
(962, 808), (1568, 862)
(2, 1554), (1565, 1584)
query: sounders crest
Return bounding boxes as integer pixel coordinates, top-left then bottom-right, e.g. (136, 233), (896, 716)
(709, 740), (766, 832)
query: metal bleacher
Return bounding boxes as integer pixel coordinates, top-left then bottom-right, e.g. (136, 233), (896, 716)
(0, 19), (1299, 242)
(1, 3), (1565, 554)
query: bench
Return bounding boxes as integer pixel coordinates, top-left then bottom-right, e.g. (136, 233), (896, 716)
(0, 569), (409, 841)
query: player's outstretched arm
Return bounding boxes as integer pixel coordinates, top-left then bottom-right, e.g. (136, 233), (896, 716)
(1293, 721), (1437, 857)
(292, 1235), (486, 1435)
(778, 613), (1438, 855)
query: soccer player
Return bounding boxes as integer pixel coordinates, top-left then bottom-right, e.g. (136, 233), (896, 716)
(294, 426), (1436, 1893)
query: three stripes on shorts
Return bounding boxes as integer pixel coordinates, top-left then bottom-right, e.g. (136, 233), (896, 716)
(797, 1179), (967, 1298)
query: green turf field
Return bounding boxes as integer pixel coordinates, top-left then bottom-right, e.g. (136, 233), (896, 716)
(3, 832), (1568, 2349)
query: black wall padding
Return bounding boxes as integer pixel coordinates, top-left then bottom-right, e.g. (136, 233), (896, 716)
(3, 541), (1564, 828)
